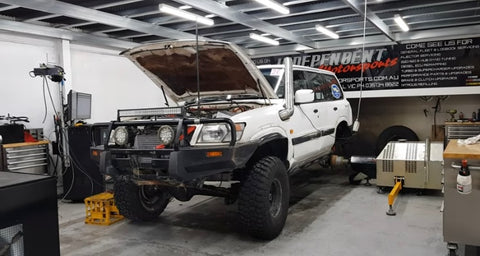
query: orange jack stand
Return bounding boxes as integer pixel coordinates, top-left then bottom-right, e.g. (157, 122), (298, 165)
(386, 179), (403, 216)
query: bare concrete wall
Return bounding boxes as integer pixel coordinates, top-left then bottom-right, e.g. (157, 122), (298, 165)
(346, 94), (480, 156)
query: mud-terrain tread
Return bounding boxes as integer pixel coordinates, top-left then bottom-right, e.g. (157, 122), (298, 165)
(238, 156), (289, 240)
(114, 177), (169, 221)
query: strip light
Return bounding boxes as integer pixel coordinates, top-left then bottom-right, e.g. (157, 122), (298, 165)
(254, 0), (290, 15)
(249, 33), (280, 46)
(394, 14), (409, 32)
(159, 4), (214, 26)
(315, 25), (339, 39)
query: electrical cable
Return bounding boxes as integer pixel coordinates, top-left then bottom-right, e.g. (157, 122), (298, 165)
(42, 77), (48, 123)
(44, 77), (58, 115)
(354, 0), (368, 123)
(195, 21), (201, 117)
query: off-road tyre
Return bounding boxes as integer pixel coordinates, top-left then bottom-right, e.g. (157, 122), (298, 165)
(114, 177), (170, 221)
(238, 156), (290, 240)
(375, 125), (418, 155)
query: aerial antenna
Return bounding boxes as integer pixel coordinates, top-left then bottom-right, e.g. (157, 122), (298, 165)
(195, 21), (201, 116)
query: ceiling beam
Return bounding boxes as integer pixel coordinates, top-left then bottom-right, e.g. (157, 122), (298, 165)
(24, 0), (144, 22)
(248, 23), (480, 56)
(0, 4), (16, 12)
(172, 0), (317, 48)
(247, 34), (392, 57)
(341, 0), (395, 41)
(0, 18), (138, 49)
(0, 0), (200, 40)
(395, 24), (480, 42)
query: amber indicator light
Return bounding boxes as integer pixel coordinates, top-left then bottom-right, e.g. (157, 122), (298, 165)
(206, 151), (223, 157)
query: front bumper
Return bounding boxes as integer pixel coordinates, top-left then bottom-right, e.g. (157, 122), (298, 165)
(92, 115), (257, 183)
(92, 142), (257, 182)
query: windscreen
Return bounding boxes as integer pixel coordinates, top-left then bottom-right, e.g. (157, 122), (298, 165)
(260, 68), (284, 98)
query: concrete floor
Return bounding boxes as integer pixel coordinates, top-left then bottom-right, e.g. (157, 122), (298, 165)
(58, 168), (448, 256)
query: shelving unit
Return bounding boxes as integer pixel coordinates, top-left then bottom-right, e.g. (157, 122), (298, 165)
(444, 122), (480, 145)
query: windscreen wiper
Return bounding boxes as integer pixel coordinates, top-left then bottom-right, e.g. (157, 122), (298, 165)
(184, 96), (226, 106)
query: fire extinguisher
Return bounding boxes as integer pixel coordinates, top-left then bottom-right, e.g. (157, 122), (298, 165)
(457, 159), (472, 195)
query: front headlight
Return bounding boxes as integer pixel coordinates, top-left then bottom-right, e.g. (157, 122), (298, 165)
(113, 126), (128, 146)
(197, 123), (245, 143)
(157, 125), (175, 145)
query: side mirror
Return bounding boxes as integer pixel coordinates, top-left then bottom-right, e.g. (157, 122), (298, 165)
(295, 89), (314, 104)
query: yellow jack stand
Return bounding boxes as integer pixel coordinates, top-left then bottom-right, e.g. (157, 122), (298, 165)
(84, 192), (124, 225)
(386, 178), (403, 216)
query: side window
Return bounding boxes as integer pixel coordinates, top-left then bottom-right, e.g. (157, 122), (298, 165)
(276, 77), (285, 98)
(304, 71), (343, 102)
(293, 70), (307, 93)
(326, 74), (343, 100)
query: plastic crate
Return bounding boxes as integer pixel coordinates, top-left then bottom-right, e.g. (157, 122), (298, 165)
(84, 192), (124, 225)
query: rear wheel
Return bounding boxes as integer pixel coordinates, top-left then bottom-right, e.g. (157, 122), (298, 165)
(114, 177), (170, 221)
(238, 156), (290, 240)
(376, 125), (418, 155)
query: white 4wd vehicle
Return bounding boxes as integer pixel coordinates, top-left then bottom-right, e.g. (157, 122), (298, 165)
(92, 40), (353, 240)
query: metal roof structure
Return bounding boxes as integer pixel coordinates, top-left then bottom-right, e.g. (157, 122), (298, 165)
(0, 0), (479, 55)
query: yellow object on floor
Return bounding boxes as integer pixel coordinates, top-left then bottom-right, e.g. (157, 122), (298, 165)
(84, 192), (124, 225)
(388, 180), (402, 207)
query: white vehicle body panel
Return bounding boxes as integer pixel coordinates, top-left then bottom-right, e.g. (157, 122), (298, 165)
(123, 40), (352, 173)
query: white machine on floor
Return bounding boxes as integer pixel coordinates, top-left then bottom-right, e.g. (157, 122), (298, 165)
(376, 139), (444, 190)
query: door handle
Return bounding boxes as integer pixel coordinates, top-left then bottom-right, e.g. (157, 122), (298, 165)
(333, 107), (338, 111)
(313, 109), (318, 113)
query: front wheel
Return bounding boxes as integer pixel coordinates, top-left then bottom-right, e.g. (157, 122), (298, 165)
(114, 177), (170, 221)
(238, 156), (290, 240)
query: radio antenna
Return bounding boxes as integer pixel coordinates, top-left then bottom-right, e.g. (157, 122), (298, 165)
(195, 21), (201, 116)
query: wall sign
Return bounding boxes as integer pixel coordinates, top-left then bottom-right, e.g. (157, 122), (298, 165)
(399, 38), (480, 88)
(252, 37), (480, 92)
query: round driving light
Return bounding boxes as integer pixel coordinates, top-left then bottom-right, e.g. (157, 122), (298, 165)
(157, 125), (175, 145)
(113, 126), (128, 146)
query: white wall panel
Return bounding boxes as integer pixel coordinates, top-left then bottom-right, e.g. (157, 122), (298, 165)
(70, 44), (166, 123)
(0, 32), (61, 140)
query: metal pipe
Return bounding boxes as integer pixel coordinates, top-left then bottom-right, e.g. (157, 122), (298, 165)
(279, 57), (294, 121)
(351, 156), (376, 165)
(425, 138), (430, 184)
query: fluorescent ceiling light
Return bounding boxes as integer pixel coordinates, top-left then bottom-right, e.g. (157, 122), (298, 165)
(315, 25), (339, 39)
(249, 33), (280, 46)
(205, 14), (216, 18)
(254, 0), (290, 15)
(283, 0), (310, 6)
(159, 4), (214, 26)
(179, 5), (192, 10)
(394, 14), (409, 32)
(295, 44), (313, 51)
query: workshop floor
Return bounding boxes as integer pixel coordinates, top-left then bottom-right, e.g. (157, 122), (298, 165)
(58, 168), (447, 256)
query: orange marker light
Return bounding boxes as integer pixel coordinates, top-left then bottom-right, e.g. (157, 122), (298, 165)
(235, 123), (244, 131)
(290, 129), (294, 134)
(206, 151), (223, 157)
(92, 150), (99, 157)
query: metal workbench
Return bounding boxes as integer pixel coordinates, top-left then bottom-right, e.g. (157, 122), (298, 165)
(443, 140), (480, 255)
